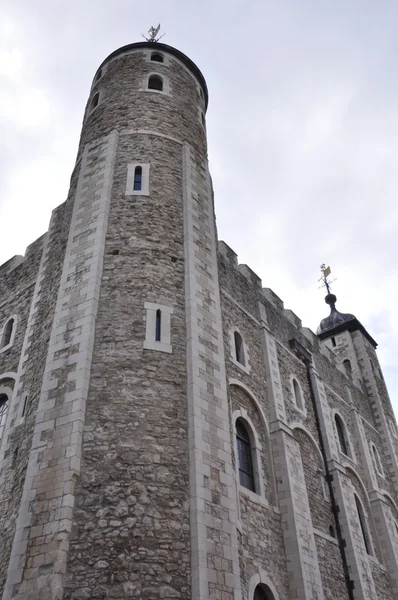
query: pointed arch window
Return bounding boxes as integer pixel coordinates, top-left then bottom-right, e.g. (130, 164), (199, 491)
(1, 318), (14, 348)
(254, 585), (273, 600)
(133, 166), (142, 191)
(354, 494), (372, 555)
(234, 331), (245, 366)
(236, 419), (255, 492)
(148, 75), (163, 91)
(292, 378), (304, 410)
(335, 414), (349, 456)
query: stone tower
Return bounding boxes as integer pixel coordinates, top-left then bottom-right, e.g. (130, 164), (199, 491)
(1, 38), (398, 600)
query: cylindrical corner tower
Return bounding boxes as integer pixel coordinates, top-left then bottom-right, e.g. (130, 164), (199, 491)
(2, 42), (241, 600)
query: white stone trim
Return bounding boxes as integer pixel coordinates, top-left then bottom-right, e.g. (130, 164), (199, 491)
(248, 569), (280, 600)
(289, 374), (306, 416)
(232, 409), (265, 499)
(229, 326), (251, 374)
(87, 89), (102, 116)
(125, 162), (150, 196)
(0, 385), (13, 441)
(332, 409), (355, 462)
(0, 314), (18, 354)
(141, 72), (171, 96)
(143, 302), (173, 353)
(145, 48), (170, 66)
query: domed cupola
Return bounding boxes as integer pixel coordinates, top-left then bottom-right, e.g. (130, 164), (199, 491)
(317, 293), (356, 334)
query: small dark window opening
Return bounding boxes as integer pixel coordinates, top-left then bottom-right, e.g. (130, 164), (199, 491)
(2, 318), (14, 348)
(90, 92), (99, 112)
(22, 395), (29, 418)
(94, 69), (102, 82)
(355, 495), (372, 555)
(0, 394), (9, 427)
(331, 337), (336, 347)
(369, 358), (374, 371)
(335, 414), (349, 456)
(148, 75), (163, 91)
(155, 309), (161, 342)
(133, 166), (142, 191)
(343, 359), (352, 374)
(234, 331), (245, 366)
(254, 584), (271, 600)
(199, 87), (204, 100)
(378, 367), (384, 381)
(201, 112), (205, 127)
(293, 379), (303, 410)
(329, 525), (335, 538)
(151, 52), (164, 63)
(236, 419), (255, 492)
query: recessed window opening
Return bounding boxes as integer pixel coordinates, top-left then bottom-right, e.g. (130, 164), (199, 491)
(94, 69), (102, 82)
(234, 331), (245, 366)
(254, 584), (272, 600)
(236, 419), (255, 492)
(90, 92), (99, 112)
(292, 379), (303, 410)
(201, 112), (205, 127)
(151, 52), (164, 63)
(329, 525), (335, 538)
(331, 337), (336, 347)
(148, 75), (163, 91)
(335, 414), (349, 456)
(378, 367), (384, 381)
(155, 309), (161, 342)
(343, 359), (352, 374)
(2, 318), (14, 348)
(199, 87), (204, 100)
(22, 395), (29, 418)
(133, 166), (142, 191)
(372, 444), (383, 476)
(369, 358), (374, 371)
(0, 394), (8, 428)
(355, 494), (372, 555)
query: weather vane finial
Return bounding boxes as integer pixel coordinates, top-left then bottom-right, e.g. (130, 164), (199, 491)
(319, 263), (336, 295)
(143, 24), (165, 43)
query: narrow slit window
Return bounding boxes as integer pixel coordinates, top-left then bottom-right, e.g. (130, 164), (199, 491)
(2, 318), (14, 348)
(155, 309), (161, 342)
(292, 379), (303, 410)
(355, 495), (372, 555)
(236, 419), (255, 492)
(331, 337), (336, 347)
(133, 166), (142, 191)
(372, 445), (383, 476)
(94, 69), (102, 82)
(90, 92), (99, 112)
(151, 52), (164, 63)
(0, 394), (9, 429)
(234, 331), (245, 366)
(148, 75), (163, 91)
(335, 414), (349, 456)
(22, 394), (29, 418)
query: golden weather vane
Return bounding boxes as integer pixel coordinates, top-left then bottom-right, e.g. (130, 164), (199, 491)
(143, 24), (165, 43)
(319, 263), (336, 295)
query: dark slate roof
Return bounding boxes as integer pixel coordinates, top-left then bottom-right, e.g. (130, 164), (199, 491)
(317, 294), (377, 348)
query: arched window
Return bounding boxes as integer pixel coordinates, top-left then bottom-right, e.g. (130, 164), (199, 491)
(254, 584), (272, 600)
(292, 378), (303, 410)
(343, 359), (352, 374)
(0, 393), (9, 435)
(148, 75), (163, 91)
(155, 309), (161, 342)
(234, 331), (245, 366)
(236, 419), (255, 492)
(335, 414), (349, 456)
(1, 318), (14, 348)
(372, 444), (384, 476)
(133, 166), (142, 191)
(90, 92), (99, 112)
(94, 68), (102, 82)
(354, 494), (372, 555)
(151, 52), (164, 63)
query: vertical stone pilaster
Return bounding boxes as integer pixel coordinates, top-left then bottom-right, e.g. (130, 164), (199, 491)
(182, 143), (241, 600)
(370, 496), (398, 596)
(2, 130), (118, 600)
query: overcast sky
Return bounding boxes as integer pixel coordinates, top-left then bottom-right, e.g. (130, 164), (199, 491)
(1, 0), (397, 412)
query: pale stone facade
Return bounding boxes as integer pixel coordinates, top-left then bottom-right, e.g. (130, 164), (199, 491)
(0, 40), (397, 600)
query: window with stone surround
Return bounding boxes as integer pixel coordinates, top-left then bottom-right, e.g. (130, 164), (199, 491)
(151, 52), (164, 63)
(143, 302), (173, 353)
(234, 331), (245, 366)
(0, 393), (9, 439)
(371, 443), (384, 477)
(354, 494), (373, 555)
(254, 584), (273, 600)
(148, 74), (163, 91)
(125, 163), (150, 196)
(343, 359), (352, 374)
(0, 316), (16, 353)
(236, 418), (255, 492)
(230, 328), (250, 373)
(335, 414), (350, 457)
(292, 378), (304, 411)
(89, 91), (99, 113)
